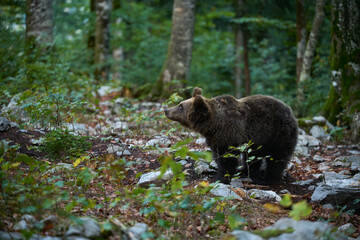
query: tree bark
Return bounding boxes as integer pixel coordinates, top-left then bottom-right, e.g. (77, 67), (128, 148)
(87, 0), (96, 64)
(323, 0), (360, 142)
(234, 0), (244, 98)
(296, 0), (306, 85)
(152, 0), (196, 99)
(243, 29), (251, 96)
(25, 0), (53, 87)
(26, 0), (53, 47)
(94, 0), (111, 82)
(297, 0), (325, 103)
(112, 0), (124, 81)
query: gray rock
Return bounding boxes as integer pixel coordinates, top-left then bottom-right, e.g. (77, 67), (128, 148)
(297, 135), (322, 147)
(106, 145), (124, 154)
(310, 125), (329, 141)
(210, 160), (218, 169)
(195, 138), (206, 145)
(14, 220), (28, 231)
(109, 121), (129, 131)
(231, 230), (263, 240)
(145, 136), (171, 148)
(318, 162), (330, 171)
(128, 223), (148, 240)
(30, 137), (45, 145)
(97, 86), (112, 97)
(194, 161), (214, 174)
(66, 217), (101, 239)
(48, 163), (74, 173)
(210, 183), (242, 199)
(0, 117), (11, 131)
(116, 150), (131, 156)
(322, 203), (334, 209)
(230, 178), (244, 189)
(0, 231), (61, 240)
(291, 156), (302, 165)
(137, 170), (173, 186)
(266, 218), (348, 240)
(247, 189), (281, 202)
(65, 123), (88, 134)
(338, 223), (356, 233)
(311, 172), (360, 211)
(313, 154), (325, 162)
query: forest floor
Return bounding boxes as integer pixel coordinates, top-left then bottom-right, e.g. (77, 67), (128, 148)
(1, 94), (359, 239)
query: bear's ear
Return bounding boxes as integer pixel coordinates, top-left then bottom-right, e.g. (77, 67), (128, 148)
(192, 87), (203, 97)
(189, 95), (209, 123)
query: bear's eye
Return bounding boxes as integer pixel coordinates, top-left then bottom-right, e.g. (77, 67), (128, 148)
(179, 104), (183, 110)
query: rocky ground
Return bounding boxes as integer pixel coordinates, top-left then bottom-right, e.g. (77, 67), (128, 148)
(0, 87), (359, 239)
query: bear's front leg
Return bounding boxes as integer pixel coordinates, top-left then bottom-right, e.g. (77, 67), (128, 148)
(215, 156), (239, 184)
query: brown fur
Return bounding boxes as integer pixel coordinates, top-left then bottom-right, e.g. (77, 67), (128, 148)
(164, 88), (298, 184)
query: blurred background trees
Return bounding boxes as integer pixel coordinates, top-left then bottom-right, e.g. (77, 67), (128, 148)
(0, 0), (359, 140)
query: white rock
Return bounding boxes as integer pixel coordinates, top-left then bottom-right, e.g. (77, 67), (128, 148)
(231, 230), (263, 240)
(145, 136), (171, 148)
(313, 154), (325, 162)
(65, 123), (88, 134)
(265, 218), (347, 240)
(116, 150), (131, 156)
(0, 117), (10, 131)
(128, 223), (148, 240)
(230, 179), (244, 189)
(247, 189), (281, 201)
(195, 138), (206, 145)
(310, 125), (328, 140)
(194, 161), (214, 174)
(137, 170), (173, 186)
(210, 183), (242, 199)
(106, 145), (124, 154)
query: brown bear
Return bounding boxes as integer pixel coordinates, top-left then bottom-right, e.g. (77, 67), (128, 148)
(164, 87), (298, 184)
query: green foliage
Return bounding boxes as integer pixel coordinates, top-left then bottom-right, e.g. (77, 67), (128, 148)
(41, 129), (92, 160)
(280, 194), (312, 220)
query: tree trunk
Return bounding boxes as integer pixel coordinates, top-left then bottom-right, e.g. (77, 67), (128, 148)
(87, 0), (96, 64)
(112, 0), (124, 81)
(297, 0), (325, 103)
(296, 0), (306, 85)
(25, 0), (53, 86)
(323, 0), (360, 142)
(152, 0), (196, 99)
(94, 0), (111, 82)
(243, 29), (251, 96)
(234, 0), (244, 99)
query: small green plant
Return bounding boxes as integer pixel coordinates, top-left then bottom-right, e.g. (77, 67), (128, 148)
(41, 128), (92, 160)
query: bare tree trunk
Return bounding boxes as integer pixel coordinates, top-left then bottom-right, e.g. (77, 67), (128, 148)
(152, 0), (196, 99)
(296, 0), (306, 85)
(87, 0), (96, 65)
(26, 0), (53, 46)
(94, 0), (111, 82)
(234, 0), (244, 98)
(297, 0), (325, 103)
(25, 0), (53, 86)
(243, 29), (251, 96)
(112, 0), (124, 81)
(323, 0), (360, 142)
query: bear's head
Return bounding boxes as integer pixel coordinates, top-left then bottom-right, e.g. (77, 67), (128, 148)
(164, 87), (211, 129)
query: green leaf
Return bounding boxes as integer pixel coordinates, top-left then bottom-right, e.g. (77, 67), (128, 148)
(228, 214), (246, 230)
(289, 200), (312, 220)
(214, 212), (225, 224)
(279, 194), (292, 208)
